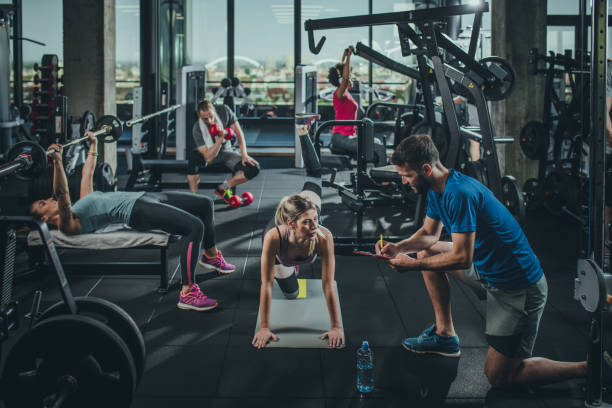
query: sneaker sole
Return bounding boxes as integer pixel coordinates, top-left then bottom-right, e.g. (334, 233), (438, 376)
(401, 342), (461, 357)
(177, 301), (218, 312)
(198, 259), (235, 274)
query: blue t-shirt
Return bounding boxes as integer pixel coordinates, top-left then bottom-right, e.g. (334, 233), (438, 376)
(426, 169), (543, 290)
(72, 191), (145, 234)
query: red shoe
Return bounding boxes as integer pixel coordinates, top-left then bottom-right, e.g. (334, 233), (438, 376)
(214, 185), (234, 204)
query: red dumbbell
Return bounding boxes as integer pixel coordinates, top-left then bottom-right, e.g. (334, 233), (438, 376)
(224, 128), (235, 141)
(229, 195), (242, 209)
(241, 192), (254, 206)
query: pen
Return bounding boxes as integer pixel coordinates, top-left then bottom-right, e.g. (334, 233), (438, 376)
(380, 234), (383, 250)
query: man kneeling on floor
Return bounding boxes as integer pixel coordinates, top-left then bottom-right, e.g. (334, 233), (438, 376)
(375, 134), (586, 388)
(187, 99), (260, 205)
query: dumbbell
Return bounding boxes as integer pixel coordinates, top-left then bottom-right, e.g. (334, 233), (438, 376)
(33, 74), (56, 85)
(208, 124), (235, 140)
(228, 192), (254, 208)
(32, 88), (55, 99)
(33, 63), (61, 72)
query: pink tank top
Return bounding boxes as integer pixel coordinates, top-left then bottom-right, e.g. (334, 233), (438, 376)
(331, 90), (358, 136)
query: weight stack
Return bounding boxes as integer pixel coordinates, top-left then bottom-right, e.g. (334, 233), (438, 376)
(0, 226), (16, 308)
(31, 54), (63, 147)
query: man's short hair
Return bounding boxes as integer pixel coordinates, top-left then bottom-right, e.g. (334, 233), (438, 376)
(197, 99), (214, 113)
(391, 133), (440, 170)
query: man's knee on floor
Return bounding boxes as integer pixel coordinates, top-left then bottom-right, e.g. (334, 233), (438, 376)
(484, 351), (524, 388)
(485, 364), (520, 388)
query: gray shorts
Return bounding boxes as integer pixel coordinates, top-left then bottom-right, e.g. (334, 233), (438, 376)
(462, 265), (548, 358)
(187, 149), (242, 175)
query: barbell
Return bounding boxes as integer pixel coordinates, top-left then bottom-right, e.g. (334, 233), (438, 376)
(125, 104), (182, 127)
(1, 115), (122, 181)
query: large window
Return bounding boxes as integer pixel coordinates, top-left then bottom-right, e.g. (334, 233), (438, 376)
(548, 1), (579, 15)
(235, 0), (294, 107)
(116, 0), (140, 103)
(185, 0), (227, 90)
(301, 0), (369, 106)
(21, 0), (63, 103)
(372, 0), (415, 105)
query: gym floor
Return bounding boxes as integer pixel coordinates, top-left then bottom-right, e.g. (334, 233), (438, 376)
(2, 166), (603, 408)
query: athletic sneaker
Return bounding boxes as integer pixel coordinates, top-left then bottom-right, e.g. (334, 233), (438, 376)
(214, 185), (234, 204)
(199, 250), (235, 274)
(177, 284), (218, 311)
(401, 324), (461, 357)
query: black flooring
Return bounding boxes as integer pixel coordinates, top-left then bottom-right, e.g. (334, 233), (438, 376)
(1, 167), (605, 407)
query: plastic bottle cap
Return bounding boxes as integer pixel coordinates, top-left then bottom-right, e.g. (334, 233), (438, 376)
(361, 341), (370, 350)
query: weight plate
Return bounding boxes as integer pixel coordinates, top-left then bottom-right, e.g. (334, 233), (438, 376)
(95, 115), (123, 143)
(480, 56), (516, 101)
(522, 178), (542, 212)
(6, 141), (48, 181)
(36, 297), (146, 384)
(2, 314), (136, 408)
(520, 121), (548, 160)
(501, 175), (526, 224)
(79, 110), (96, 137)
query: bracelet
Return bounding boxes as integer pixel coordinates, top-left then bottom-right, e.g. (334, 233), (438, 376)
(88, 151), (98, 156)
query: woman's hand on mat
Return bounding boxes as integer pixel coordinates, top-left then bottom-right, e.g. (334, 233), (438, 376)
(321, 327), (345, 348)
(376, 241), (399, 258)
(242, 154), (259, 167)
(252, 328), (277, 349)
(386, 253), (418, 272)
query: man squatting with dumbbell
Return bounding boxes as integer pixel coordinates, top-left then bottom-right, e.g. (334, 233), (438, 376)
(30, 131), (235, 312)
(187, 99), (260, 207)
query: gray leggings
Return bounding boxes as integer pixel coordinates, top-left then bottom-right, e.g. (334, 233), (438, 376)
(331, 133), (387, 167)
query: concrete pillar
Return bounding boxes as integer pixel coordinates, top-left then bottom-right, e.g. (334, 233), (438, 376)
(63, 0), (116, 174)
(490, 0), (546, 184)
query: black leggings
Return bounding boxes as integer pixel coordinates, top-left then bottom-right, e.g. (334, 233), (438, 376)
(129, 192), (216, 286)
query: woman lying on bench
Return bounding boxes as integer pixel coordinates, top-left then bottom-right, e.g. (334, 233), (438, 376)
(29, 131), (234, 312)
(252, 126), (345, 349)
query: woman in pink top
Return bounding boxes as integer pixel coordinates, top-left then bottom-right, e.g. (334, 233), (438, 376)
(328, 46), (387, 167)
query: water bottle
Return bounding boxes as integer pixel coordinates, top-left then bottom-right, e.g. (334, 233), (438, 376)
(356, 340), (374, 393)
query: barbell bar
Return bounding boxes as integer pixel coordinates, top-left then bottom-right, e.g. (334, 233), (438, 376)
(1, 115), (123, 181)
(125, 104), (182, 127)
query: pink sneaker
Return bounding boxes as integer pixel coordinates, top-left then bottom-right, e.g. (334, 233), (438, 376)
(199, 250), (235, 274)
(177, 284), (218, 311)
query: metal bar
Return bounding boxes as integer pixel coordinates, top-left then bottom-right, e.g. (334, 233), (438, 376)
(294, 0), (301, 65)
(468, 9), (482, 58)
(228, 0), (234, 78)
(304, 3), (488, 31)
(435, 31), (489, 78)
(0, 159), (24, 178)
(355, 42), (421, 80)
(126, 104), (182, 127)
(12, 0), (22, 109)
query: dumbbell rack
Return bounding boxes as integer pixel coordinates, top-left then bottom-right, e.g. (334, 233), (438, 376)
(30, 54), (64, 146)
